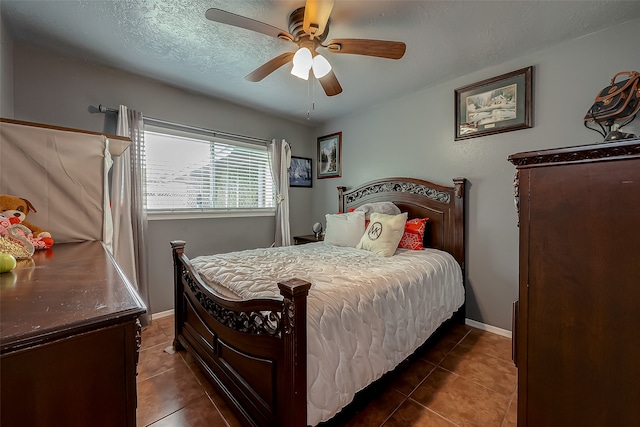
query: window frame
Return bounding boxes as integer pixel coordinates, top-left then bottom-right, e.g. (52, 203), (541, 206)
(143, 120), (276, 220)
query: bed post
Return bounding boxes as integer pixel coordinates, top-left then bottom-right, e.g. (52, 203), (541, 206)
(452, 178), (466, 273)
(337, 186), (347, 213)
(170, 240), (186, 351)
(452, 178), (466, 322)
(278, 278), (312, 427)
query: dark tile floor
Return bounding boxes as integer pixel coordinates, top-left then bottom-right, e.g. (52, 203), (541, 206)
(138, 315), (517, 427)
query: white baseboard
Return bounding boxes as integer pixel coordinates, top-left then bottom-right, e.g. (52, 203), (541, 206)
(151, 309), (175, 320)
(465, 318), (512, 339)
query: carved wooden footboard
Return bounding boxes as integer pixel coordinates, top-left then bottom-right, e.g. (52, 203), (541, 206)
(171, 176), (466, 427)
(172, 240), (311, 426)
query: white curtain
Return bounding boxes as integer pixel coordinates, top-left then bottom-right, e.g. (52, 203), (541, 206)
(112, 105), (150, 326)
(268, 138), (292, 246)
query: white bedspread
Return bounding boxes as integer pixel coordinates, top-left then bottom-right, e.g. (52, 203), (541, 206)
(190, 243), (464, 426)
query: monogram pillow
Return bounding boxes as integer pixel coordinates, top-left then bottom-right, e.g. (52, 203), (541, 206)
(356, 212), (408, 257)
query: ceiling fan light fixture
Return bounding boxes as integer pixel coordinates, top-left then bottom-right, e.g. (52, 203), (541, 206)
(291, 47), (313, 80)
(206, 1), (404, 97)
(291, 63), (310, 80)
(312, 54), (331, 78)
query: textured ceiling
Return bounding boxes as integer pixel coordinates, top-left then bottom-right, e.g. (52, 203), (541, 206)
(2, 0), (640, 125)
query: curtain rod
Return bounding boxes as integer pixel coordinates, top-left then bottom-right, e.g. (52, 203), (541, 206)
(97, 104), (272, 146)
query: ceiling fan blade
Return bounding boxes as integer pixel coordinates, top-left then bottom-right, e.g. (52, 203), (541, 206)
(303, 0), (334, 39)
(318, 70), (342, 97)
(245, 52), (295, 82)
(205, 8), (293, 42)
(325, 39), (406, 60)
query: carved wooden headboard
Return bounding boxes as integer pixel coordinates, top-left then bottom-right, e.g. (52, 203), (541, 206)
(338, 177), (466, 271)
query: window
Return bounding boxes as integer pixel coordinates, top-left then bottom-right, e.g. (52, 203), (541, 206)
(143, 122), (274, 217)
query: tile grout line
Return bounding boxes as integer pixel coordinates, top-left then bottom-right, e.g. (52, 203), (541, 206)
(438, 334), (517, 402)
(408, 396), (463, 427)
(144, 394), (210, 427)
(403, 367), (511, 427)
(384, 328), (469, 426)
(400, 327), (513, 426)
(139, 339), (173, 353)
(499, 390), (518, 427)
(387, 328), (474, 411)
(140, 321), (236, 426)
(143, 353), (217, 427)
(377, 395), (409, 427)
(204, 392), (232, 427)
(178, 353), (238, 426)
(436, 363), (516, 401)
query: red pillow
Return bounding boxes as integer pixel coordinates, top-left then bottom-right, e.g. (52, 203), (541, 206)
(398, 218), (428, 250)
(338, 208), (356, 214)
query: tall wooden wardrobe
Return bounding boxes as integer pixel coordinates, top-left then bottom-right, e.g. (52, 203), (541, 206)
(508, 138), (640, 426)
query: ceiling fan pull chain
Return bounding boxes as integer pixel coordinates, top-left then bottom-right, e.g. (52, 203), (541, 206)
(312, 76), (316, 112)
(307, 77), (311, 120)
(307, 79), (311, 120)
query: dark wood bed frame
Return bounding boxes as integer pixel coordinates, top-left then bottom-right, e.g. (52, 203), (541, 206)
(170, 177), (466, 427)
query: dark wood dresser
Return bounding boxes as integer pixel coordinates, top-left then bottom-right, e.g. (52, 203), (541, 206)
(1, 241), (146, 427)
(508, 139), (640, 426)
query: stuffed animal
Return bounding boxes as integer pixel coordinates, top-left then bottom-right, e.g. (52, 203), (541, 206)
(0, 216), (35, 259)
(0, 195), (54, 248)
(0, 212), (52, 252)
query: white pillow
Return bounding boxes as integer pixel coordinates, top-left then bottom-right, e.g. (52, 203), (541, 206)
(356, 212), (408, 257)
(324, 211), (366, 247)
(355, 202), (401, 220)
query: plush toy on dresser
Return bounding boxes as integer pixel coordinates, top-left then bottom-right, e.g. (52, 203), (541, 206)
(0, 215), (35, 260)
(0, 194), (54, 249)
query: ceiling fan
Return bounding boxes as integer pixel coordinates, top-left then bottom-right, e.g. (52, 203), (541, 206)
(205, 0), (406, 96)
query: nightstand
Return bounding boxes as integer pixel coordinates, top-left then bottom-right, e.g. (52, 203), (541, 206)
(293, 234), (324, 245)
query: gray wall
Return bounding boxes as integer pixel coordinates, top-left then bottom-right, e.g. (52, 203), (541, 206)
(312, 18), (640, 330)
(9, 43), (314, 314)
(1, 16), (14, 118)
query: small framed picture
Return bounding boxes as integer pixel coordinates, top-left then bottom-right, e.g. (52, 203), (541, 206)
(289, 156), (312, 188)
(317, 132), (342, 179)
(454, 66), (533, 140)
